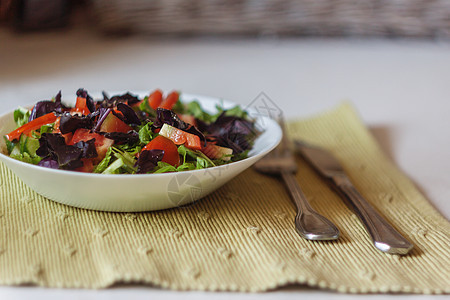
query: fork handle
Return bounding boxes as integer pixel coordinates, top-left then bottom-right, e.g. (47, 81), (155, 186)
(332, 174), (413, 255)
(281, 171), (340, 241)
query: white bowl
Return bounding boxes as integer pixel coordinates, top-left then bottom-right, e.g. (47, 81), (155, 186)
(0, 93), (281, 212)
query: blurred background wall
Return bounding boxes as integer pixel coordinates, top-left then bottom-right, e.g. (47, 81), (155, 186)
(1, 0), (449, 39)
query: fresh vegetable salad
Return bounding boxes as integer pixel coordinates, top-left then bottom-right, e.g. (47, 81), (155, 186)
(3, 89), (258, 174)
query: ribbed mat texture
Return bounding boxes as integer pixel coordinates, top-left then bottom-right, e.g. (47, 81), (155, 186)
(0, 103), (449, 293)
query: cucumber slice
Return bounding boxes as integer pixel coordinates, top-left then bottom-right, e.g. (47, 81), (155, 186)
(10, 145), (21, 157)
(25, 137), (40, 155)
(19, 135), (40, 156)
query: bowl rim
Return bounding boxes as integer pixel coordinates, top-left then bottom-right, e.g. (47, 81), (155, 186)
(0, 92), (282, 179)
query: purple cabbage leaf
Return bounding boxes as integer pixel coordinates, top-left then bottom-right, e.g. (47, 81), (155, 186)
(100, 91), (140, 108)
(38, 157), (59, 169)
(116, 103), (141, 126)
(203, 112), (258, 154)
(59, 112), (97, 134)
(103, 130), (140, 145)
(36, 133), (98, 170)
(28, 91), (63, 122)
(136, 149), (164, 174)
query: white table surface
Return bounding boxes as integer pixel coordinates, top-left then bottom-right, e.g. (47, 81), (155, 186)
(0, 26), (449, 299)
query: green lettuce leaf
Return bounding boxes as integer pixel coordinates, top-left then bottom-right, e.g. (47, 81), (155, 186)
(138, 122), (156, 145)
(13, 107), (31, 127)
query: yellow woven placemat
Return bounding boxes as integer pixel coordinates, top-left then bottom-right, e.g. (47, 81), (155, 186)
(0, 103), (449, 293)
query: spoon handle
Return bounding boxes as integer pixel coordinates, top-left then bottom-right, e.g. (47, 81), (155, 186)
(281, 171), (340, 241)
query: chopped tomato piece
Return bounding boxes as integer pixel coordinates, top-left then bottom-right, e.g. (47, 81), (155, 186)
(159, 123), (202, 150)
(62, 132), (73, 144)
(99, 112), (132, 133)
(148, 89), (163, 110)
(159, 91), (179, 110)
(70, 129), (114, 163)
(74, 97), (91, 115)
(131, 89), (163, 109)
(6, 112), (57, 141)
(141, 136), (180, 166)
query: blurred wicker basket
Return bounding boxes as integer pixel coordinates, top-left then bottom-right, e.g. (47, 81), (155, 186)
(90, 0), (450, 38)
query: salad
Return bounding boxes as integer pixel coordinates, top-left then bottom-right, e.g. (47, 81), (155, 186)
(3, 89), (258, 174)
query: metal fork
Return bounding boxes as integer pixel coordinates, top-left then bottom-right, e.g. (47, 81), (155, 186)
(253, 117), (340, 241)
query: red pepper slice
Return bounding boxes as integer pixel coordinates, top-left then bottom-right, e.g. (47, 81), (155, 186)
(6, 112), (57, 142)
